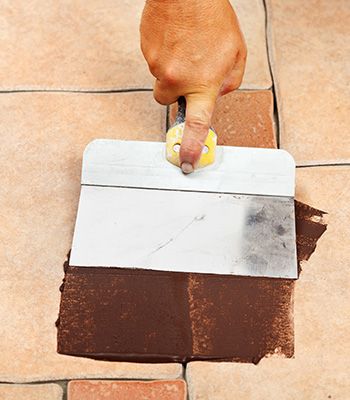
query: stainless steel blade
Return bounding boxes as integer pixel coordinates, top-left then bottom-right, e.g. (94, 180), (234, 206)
(70, 186), (297, 278)
(70, 139), (297, 279)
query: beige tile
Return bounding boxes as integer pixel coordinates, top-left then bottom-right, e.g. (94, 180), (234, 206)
(0, 0), (153, 91)
(0, 0), (270, 91)
(266, 0), (350, 164)
(0, 92), (183, 382)
(186, 166), (350, 399)
(0, 384), (63, 400)
(231, 0), (272, 89)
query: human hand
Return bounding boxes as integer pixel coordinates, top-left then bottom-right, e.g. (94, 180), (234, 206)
(140, 0), (247, 173)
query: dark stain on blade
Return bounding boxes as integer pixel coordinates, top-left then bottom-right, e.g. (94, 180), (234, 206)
(56, 200), (327, 364)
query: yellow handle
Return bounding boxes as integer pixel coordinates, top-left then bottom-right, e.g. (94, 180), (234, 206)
(166, 122), (217, 169)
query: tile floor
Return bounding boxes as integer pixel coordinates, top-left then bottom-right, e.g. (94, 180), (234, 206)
(68, 380), (187, 400)
(1, 0), (349, 399)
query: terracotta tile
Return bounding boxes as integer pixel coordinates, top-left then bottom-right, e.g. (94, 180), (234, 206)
(68, 380), (186, 400)
(0, 0), (270, 90)
(266, 0), (350, 164)
(0, 92), (183, 382)
(186, 167), (350, 399)
(0, 384), (62, 400)
(169, 90), (276, 148)
(231, 0), (272, 89)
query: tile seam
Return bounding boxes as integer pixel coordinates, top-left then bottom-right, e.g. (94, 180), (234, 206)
(0, 88), (271, 95)
(262, 0), (280, 149)
(0, 88), (153, 94)
(296, 163), (350, 168)
(0, 378), (185, 385)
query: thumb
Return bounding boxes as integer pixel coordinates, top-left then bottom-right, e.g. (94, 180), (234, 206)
(179, 93), (216, 174)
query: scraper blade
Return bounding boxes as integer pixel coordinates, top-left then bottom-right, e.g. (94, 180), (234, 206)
(70, 139), (297, 279)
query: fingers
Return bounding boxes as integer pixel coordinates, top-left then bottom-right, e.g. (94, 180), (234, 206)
(153, 78), (179, 105)
(219, 50), (247, 96)
(179, 92), (217, 173)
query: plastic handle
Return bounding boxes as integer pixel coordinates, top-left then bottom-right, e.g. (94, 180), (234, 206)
(174, 96), (186, 125)
(166, 96), (217, 168)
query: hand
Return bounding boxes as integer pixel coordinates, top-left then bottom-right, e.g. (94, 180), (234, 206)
(140, 0), (247, 173)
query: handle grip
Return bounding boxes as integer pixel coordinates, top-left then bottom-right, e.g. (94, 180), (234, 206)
(174, 96), (186, 125)
(166, 96), (217, 169)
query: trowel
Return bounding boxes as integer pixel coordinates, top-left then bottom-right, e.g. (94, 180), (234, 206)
(69, 98), (297, 279)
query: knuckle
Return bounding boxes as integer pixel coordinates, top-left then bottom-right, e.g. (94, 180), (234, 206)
(143, 50), (159, 76)
(161, 67), (179, 86)
(235, 73), (244, 87)
(153, 91), (167, 105)
(227, 80), (239, 92)
(180, 145), (200, 162)
(186, 117), (210, 133)
(240, 44), (248, 61)
(147, 58), (159, 75)
(181, 136), (205, 158)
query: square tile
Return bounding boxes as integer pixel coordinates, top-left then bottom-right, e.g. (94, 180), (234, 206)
(0, 92), (183, 382)
(0, 0), (152, 91)
(231, 0), (272, 89)
(68, 380), (186, 400)
(169, 90), (276, 149)
(0, 0), (270, 90)
(0, 384), (62, 400)
(266, 0), (350, 164)
(186, 166), (350, 399)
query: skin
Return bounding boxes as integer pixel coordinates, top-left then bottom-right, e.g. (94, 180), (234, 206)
(140, 0), (247, 173)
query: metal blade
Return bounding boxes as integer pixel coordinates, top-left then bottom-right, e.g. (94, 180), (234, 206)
(70, 185), (297, 279)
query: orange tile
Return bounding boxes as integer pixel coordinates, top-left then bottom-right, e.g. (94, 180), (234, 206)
(68, 380), (186, 400)
(266, 0), (350, 164)
(169, 90), (276, 148)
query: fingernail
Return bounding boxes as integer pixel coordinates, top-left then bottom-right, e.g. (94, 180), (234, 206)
(181, 162), (194, 174)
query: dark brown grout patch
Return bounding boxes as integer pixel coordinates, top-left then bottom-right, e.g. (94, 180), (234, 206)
(56, 201), (326, 364)
(295, 200), (327, 272)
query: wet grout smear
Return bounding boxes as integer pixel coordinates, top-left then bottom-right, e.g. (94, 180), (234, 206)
(56, 201), (327, 364)
(295, 200), (327, 273)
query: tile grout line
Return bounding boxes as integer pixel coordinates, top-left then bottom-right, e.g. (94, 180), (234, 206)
(61, 381), (67, 400)
(262, 0), (280, 149)
(0, 88), (154, 94)
(0, 87), (271, 95)
(183, 364), (190, 400)
(296, 163), (350, 168)
(0, 378), (185, 384)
